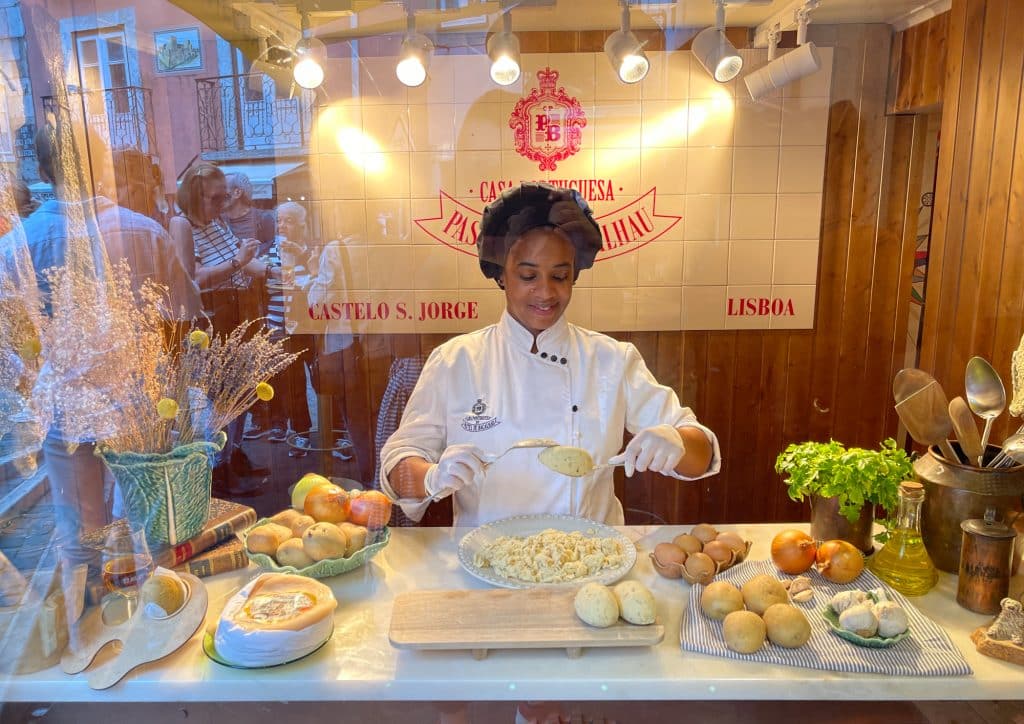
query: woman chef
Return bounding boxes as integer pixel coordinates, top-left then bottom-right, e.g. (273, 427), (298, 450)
(380, 183), (720, 526)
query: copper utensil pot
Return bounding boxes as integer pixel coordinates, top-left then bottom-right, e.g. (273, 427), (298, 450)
(956, 512), (1017, 614)
(914, 445), (1024, 572)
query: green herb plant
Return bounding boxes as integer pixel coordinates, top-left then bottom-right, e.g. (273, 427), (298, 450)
(774, 438), (914, 543)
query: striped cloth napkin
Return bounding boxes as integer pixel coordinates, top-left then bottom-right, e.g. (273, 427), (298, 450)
(680, 560), (972, 676)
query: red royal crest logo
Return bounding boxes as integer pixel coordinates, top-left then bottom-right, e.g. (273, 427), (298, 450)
(509, 67), (587, 172)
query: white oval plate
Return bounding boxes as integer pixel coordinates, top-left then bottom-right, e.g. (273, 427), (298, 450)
(457, 514), (637, 589)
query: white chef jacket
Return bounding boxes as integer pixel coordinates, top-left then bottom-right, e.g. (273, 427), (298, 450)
(380, 311), (721, 527)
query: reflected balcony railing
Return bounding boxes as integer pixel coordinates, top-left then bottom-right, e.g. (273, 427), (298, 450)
(41, 86), (157, 155)
(195, 73), (311, 157)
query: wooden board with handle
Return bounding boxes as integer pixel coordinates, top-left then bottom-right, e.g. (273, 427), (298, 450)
(388, 588), (664, 659)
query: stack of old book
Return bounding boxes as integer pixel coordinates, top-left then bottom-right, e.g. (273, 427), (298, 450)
(81, 498), (257, 604)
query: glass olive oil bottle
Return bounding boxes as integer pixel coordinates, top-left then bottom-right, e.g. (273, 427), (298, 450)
(868, 481), (938, 596)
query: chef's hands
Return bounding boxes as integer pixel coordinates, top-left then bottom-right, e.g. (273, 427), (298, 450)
(424, 444), (487, 498)
(608, 425), (686, 477)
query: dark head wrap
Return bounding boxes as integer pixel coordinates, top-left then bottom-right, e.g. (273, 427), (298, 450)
(476, 182), (603, 284)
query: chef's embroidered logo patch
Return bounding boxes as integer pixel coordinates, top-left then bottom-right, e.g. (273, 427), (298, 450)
(462, 398), (501, 432)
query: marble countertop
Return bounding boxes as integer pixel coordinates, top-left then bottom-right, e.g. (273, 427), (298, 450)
(3, 523), (1022, 703)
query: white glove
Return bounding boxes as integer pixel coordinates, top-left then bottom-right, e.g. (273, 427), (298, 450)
(608, 424), (685, 477)
(424, 444), (487, 498)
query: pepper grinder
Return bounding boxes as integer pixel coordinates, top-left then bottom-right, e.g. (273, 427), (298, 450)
(957, 509), (1017, 614)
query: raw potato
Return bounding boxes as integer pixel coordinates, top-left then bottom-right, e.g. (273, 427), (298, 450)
(762, 603), (811, 648)
(290, 514), (317, 538)
(741, 574), (789, 615)
(302, 522), (349, 561)
(337, 522), (368, 556)
(538, 446), (594, 477)
(246, 523), (293, 555)
(723, 610), (767, 654)
(270, 508), (304, 529)
(612, 581), (657, 625)
(275, 537), (315, 568)
(574, 583), (619, 628)
(700, 581), (744, 621)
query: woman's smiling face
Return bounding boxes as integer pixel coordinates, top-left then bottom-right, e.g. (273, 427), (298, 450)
(500, 227), (575, 336)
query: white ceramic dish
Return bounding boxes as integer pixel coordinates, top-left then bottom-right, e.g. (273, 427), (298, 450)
(457, 514), (636, 589)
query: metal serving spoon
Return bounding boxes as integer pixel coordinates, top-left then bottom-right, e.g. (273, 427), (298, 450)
(965, 356), (1006, 466)
(537, 445), (626, 477)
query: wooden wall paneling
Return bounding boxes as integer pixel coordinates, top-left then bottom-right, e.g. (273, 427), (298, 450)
(856, 114), (920, 446)
(829, 24), (893, 449)
(982, 0), (1024, 445)
(805, 30), (865, 446)
(775, 333), (815, 522)
(756, 334), (793, 523)
(700, 331), (737, 523)
(920, 12), (949, 110)
(626, 331), (663, 522)
(947, 0), (1008, 388)
(919, 0), (985, 383)
(725, 332), (766, 523)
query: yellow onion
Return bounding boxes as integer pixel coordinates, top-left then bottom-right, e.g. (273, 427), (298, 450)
(816, 539), (865, 584)
(770, 529), (817, 575)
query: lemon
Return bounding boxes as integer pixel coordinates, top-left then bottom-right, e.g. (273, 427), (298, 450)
(291, 472), (331, 510)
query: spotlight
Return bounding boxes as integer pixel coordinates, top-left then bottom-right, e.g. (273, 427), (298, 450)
(604, 2), (649, 84)
(488, 12), (521, 86)
(744, 4), (822, 100)
(692, 0), (742, 83)
(396, 10), (433, 87)
(293, 37), (326, 90)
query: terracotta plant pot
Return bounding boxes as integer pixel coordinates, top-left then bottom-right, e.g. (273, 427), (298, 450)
(809, 494), (875, 554)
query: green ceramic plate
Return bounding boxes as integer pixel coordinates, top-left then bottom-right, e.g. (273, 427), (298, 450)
(822, 607), (911, 648)
(239, 521), (390, 579)
(202, 630), (331, 669)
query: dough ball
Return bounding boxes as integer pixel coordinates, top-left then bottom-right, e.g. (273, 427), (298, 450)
(269, 508), (304, 529)
(741, 574), (789, 615)
(574, 583), (619, 628)
(762, 603), (811, 648)
(275, 537), (314, 568)
(290, 514), (317, 538)
(612, 580), (657, 625)
(246, 523), (293, 556)
(337, 522), (368, 556)
(302, 522), (349, 561)
(723, 610), (767, 654)
(700, 581), (744, 621)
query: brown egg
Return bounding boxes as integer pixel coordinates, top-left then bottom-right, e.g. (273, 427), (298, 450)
(715, 531), (748, 557)
(650, 543), (687, 579)
(702, 540), (736, 567)
(690, 523), (719, 544)
(671, 533), (703, 555)
(684, 551), (716, 579)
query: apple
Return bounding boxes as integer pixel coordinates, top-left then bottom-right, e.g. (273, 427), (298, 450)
(348, 490), (393, 529)
(303, 483), (351, 523)
(291, 472), (332, 510)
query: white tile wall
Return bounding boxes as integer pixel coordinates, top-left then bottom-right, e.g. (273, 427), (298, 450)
(298, 50), (831, 334)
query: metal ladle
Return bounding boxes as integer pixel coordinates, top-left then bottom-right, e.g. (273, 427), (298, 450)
(965, 356), (1006, 466)
(537, 445), (626, 477)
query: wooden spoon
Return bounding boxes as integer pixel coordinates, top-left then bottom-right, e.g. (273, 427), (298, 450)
(894, 381), (958, 462)
(893, 368), (934, 404)
(948, 396), (983, 465)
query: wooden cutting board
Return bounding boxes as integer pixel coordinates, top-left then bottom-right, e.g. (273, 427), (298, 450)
(61, 573), (208, 689)
(389, 588), (664, 659)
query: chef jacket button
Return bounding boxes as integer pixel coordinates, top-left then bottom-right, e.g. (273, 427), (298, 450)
(551, 356), (558, 363)
(540, 352), (548, 359)
(572, 405), (578, 412)
(560, 357), (567, 365)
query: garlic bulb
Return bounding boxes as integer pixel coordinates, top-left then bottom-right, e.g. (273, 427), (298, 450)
(829, 590), (867, 615)
(838, 602), (878, 637)
(873, 601), (909, 638)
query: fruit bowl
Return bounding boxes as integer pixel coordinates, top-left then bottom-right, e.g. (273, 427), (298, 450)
(240, 521), (390, 579)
